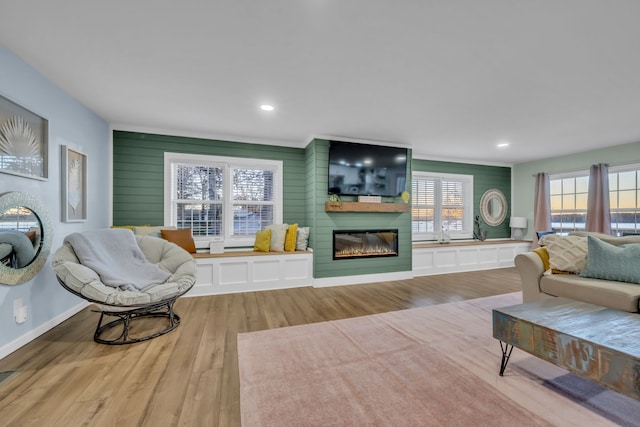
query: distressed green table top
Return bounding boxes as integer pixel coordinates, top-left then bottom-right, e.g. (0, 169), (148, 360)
(493, 297), (640, 400)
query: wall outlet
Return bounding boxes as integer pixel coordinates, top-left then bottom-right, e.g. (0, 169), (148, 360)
(13, 298), (27, 324)
(16, 306), (27, 324)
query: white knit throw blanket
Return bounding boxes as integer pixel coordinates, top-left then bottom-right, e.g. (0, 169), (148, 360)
(65, 228), (171, 291)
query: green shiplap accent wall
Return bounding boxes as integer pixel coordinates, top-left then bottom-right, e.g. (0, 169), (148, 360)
(308, 139), (412, 279)
(114, 130), (510, 279)
(304, 140), (319, 259)
(412, 159), (512, 239)
(112, 131), (306, 227)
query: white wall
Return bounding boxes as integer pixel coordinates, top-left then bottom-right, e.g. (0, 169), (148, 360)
(0, 44), (110, 357)
(512, 140), (640, 240)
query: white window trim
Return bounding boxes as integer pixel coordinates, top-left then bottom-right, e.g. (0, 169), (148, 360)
(164, 152), (283, 247)
(412, 171), (474, 241)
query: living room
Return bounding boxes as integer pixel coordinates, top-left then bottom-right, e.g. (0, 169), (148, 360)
(2, 2), (640, 425)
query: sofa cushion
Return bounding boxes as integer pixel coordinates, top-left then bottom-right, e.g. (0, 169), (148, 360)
(580, 236), (640, 285)
(545, 235), (588, 273)
(51, 235), (196, 306)
(540, 274), (640, 312)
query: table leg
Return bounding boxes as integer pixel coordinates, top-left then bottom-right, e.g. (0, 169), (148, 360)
(499, 341), (513, 376)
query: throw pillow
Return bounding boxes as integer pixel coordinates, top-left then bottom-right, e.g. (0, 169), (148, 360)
(266, 223), (288, 252)
(580, 236), (640, 284)
(254, 229), (272, 252)
(135, 225), (176, 237)
(531, 247), (550, 271)
(284, 223), (298, 252)
(110, 225), (137, 231)
(538, 233), (559, 247)
(296, 226), (310, 251)
(161, 228), (197, 253)
(545, 235), (588, 273)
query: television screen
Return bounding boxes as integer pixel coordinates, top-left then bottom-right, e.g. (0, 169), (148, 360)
(328, 141), (407, 197)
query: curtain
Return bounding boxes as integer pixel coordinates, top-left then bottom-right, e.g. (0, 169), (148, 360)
(533, 172), (551, 247)
(585, 163), (611, 234)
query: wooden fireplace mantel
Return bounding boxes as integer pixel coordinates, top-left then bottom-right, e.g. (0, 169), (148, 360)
(325, 201), (410, 213)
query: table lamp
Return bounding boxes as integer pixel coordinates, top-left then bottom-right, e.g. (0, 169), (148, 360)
(509, 217), (527, 240)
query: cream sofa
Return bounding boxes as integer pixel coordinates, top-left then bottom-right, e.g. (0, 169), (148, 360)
(515, 232), (640, 312)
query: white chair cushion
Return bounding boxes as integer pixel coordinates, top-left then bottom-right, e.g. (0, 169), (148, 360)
(52, 235), (196, 306)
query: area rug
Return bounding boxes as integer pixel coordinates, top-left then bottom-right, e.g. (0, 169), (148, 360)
(238, 292), (640, 426)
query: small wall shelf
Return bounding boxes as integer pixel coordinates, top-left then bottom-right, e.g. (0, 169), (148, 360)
(325, 201), (410, 213)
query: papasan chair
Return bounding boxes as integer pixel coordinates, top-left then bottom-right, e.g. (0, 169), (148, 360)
(51, 228), (196, 345)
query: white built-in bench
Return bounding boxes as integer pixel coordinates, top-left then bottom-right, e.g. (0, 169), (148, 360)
(412, 239), (531, 276)
(186, 240), (530, 296)
(187, 250), (313, 296)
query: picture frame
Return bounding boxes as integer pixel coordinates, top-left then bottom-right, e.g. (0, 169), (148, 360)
(61, 145), (87, 222)
(0, 94), (48, 180)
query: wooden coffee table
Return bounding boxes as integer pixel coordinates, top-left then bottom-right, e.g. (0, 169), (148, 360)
(493, 297), (640, 401)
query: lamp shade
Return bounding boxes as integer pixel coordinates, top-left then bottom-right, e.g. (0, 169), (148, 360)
(509, 217), (527, 228)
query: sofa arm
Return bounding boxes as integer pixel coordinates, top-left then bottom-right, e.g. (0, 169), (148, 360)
(514, 252), (545, 303)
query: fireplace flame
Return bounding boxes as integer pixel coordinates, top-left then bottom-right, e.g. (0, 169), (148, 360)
(333, 230), (399, 260)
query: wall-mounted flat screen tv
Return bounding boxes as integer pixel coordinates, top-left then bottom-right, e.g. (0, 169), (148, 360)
(328, 140), (408, 197)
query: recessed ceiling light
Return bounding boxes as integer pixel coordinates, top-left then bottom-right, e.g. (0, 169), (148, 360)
(260, 104), (275, 111)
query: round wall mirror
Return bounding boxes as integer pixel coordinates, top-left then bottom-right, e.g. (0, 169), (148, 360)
(479, 189), (507, 227)
(0, 191), (52, 285)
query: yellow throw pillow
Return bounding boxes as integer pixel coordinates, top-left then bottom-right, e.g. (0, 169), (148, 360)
(161, 228), (197, 253)
(254, 229), (272, 252)
(284, 224), (298, 252)
(532, 247), (550, 271)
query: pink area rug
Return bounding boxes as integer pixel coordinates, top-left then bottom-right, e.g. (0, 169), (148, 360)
(238, 293), (640, 426)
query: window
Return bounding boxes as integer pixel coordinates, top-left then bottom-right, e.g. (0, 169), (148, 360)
(609, 166), (640, 235)
(411, 172), (473, 240)
(164, 153), (282, 247)
(549, 173), (589, 233)
(550, 164), (640, 235)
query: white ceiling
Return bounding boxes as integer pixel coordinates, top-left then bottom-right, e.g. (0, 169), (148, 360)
(2, 0), (640, 165)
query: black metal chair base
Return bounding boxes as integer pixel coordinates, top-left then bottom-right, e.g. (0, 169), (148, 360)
(93, 299), (181, 345)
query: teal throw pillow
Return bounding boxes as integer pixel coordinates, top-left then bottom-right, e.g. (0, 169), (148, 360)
(579, 236), (640, 284)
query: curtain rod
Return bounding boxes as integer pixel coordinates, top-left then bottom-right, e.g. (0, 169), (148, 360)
(531, 159), (640, 177)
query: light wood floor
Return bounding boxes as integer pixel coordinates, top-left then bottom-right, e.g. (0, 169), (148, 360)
(0, 268), (521, 426)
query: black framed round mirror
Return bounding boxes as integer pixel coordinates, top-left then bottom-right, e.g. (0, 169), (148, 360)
(0, 192), (52, 285)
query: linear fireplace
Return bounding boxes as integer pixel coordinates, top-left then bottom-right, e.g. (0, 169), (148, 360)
(333, 229), (398, 260)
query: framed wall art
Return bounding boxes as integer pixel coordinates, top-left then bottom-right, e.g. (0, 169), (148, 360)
(61, 145), (87, 222)
(0, 94), (48, 180)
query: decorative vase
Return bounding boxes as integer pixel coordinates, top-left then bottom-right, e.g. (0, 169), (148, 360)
(401, 191), (410, 204)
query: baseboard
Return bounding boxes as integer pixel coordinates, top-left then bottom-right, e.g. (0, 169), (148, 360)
(184, 282), (310, 297)
(313, 270), (413, 288)
(0, 301), (89, 360)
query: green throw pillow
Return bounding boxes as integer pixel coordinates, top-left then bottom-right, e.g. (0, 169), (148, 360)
(579, 236), (640, 284)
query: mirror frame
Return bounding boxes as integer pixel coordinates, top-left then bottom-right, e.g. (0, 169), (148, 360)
(479, 189), (507, 227)
(0, 191), (52, 285)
